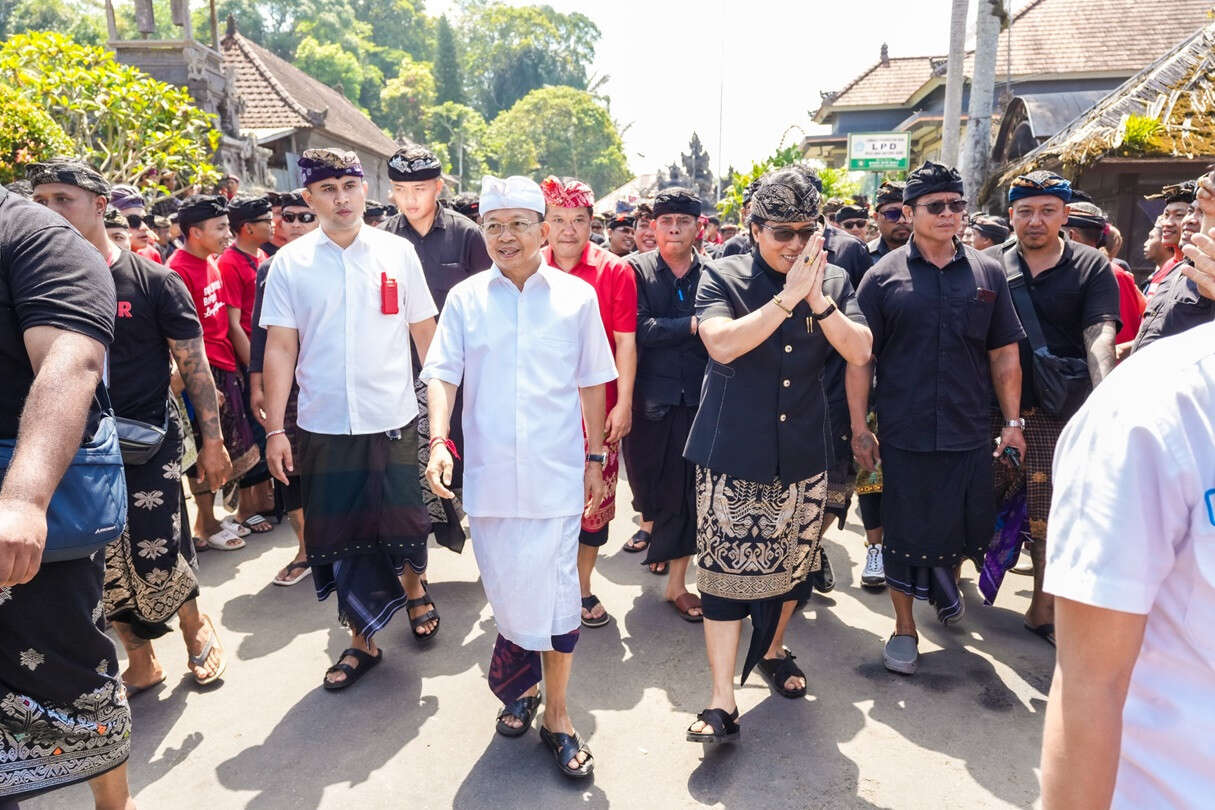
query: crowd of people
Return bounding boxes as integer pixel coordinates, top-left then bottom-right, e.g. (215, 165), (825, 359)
(1, 140), (1212, 809)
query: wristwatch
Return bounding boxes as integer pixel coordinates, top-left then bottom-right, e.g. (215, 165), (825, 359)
(585, 452), (606, 465)
(810, 296), (837, 321)
(1004, 418), (1026, 429)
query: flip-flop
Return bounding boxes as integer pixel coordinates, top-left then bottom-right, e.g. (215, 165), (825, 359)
(188, 615), (227, 686)
(220, 515), (251, 537)
(238, 514), (274, 534)
(647, 560), (668, 576)
(205, 528), (246, 551)
(580, 594), (610, 628)
(1024, 621), (1056, 647)
(272, 560), (310, 587)
(122, 675), (166, 699)
(670, 593), (703, 623)
(622, 529), (650, 553)
(496, 692), (541, 738)
(323, 647), (383, 691)
(539, 726), (594, 778)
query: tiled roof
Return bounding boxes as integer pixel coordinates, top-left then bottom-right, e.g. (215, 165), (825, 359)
(220, 33), (399, 157)
(964, 0), (1213, 78)
(829, 56), (942, 108)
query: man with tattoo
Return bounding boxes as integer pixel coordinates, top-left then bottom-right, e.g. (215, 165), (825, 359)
(30, 159), (235, 693)
(0, 166), (134, 808)
(989, 171), (1120, 647)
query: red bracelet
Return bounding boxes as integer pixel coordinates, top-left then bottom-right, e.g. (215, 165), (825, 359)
(429, 436), (461, 460)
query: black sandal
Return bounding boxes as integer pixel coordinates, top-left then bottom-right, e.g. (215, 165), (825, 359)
(580, 594), (610, 628)
(407, 584), (440, 644)
(323, 647), (382, 691)
(757, 649), (807, 698)
(496, 693), (541, 738)
(686, 707), (740, 744)
(647, 560), (668, 576)
(539, 726), (594, 778)
(622, 529), (650, 553)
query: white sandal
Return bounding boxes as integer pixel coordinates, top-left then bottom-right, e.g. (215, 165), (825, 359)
(220, 515), (252, 537)
(205, 527), (246, 551)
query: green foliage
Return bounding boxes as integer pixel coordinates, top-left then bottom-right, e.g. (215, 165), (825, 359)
(716, 144), (802, 221)
(434, 15), (464, 105)
(423, 102), (487, 189)
(817, 166), (862, 200)
(0, 82), (73, 184)
(460, 2), (600, 118)
(1122, 114), (1163, 152)
(483, 86), (629, 196)
(381, 54), (437, 139)
(4, 0), (106, 45)
(351, 0), (435, 67)
(294, 35), (364, 101)
(0, 31), (220, 196)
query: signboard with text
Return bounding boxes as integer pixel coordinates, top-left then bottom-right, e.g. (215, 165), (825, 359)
(847, 132), (911, 171)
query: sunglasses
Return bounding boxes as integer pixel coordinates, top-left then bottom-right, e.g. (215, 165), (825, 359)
(760, 223), (818, 243)
(878, 208), (908, 223)
(914, 199), (968, 215)
(840, 219), (868, 230)
(281, 211), (316, 224)
(125, 214), (155, 229)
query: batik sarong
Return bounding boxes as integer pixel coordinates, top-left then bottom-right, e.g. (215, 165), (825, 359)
(581, 439), (619, 534)
(990, 407), (1065, 542)
(488, 630), (580, 705)
(104, 406), (198, 639)
(186, 366), (259, 495)
(0, 556), (131, 799)
(297, 424), (431, 639)
(414, 377), (467, 553)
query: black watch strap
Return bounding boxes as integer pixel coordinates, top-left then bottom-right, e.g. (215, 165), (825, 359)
(811, 300), (837, 321)
(586, 452), (606, 464)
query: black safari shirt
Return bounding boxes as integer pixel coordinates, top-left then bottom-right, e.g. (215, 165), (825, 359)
(109, 249), (202, 424)
(1131, 262), (1215, 353)
(685, 249), (866, 484)
(856, 237), (1025, 453)
(994, 238), (1121, 408)
(384, 205), (492, 311)
(0, 190), (115, 439)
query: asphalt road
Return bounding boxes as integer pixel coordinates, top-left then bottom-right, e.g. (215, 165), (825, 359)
(31, 479), (1054, 809)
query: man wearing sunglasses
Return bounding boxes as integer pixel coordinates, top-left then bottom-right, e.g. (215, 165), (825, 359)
(110, 184), (164, 265)
(851, 161), (1027, 675)
(868, 181), (912, 260)
(835, 203), (869, 242)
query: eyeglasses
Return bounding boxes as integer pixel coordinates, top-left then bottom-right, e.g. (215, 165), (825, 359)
(759, 223), (818, 243)
(281, 211), (316, 224)
(125, 214), (155, 228)
(914, 200), (968, 215)
(482, 219), (540, 237)
(840, 219), (868, 230)
(878, 208), (908, 223)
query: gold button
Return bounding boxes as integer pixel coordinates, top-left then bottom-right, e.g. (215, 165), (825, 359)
(784, 344), (792, 353)
(783, 379), (791, 387)
(780, 414), (787, 422)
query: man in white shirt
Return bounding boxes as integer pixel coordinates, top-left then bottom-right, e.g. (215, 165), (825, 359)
(1041, 311), (1215, 806)
(422, 175), (617, 779)
(260, 149), (439, 692)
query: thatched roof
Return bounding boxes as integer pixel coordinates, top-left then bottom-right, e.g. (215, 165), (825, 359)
(994, 21), (1215, 188)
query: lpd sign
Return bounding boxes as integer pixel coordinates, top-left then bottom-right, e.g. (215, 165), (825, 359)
(847, 133), (911, 171)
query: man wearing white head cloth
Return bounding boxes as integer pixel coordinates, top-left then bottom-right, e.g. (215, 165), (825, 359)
(422, 175), (617, 779)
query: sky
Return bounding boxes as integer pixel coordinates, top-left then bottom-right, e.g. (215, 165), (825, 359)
(427, 0), (981, 179)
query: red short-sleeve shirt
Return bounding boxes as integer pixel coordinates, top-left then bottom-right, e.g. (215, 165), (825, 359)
(168, 248), (238, 371)
(218, 244), (266, 337)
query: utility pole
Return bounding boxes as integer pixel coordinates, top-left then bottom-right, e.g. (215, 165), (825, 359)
(940, 0), (969, 167)
(963, 0), (1002, 209)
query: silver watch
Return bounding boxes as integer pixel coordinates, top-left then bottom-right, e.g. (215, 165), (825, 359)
(1004, 418), (1026, 429)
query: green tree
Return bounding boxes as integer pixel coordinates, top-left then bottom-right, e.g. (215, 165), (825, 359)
(483, 86), (629, 196)
(424, 101), (486, 189)
(0, 31), (219, 195)
(351, 0), (435, 67)
(294, 35), (364, 101)
(434, 14), (463, 104)
(0, 82), (73, 184)
(716, 144), (801, 221)
(4, 0), (106, 45)
(381, 54), (437, 140)
(459, 3), (600, 118)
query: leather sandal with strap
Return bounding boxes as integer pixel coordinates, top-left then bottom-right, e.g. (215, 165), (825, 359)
(757, 648), (807, 698)
(495, 692), (541, 738)
(323, 647), (383, 691)
(407, 583), (440, 644)
(539, 726), (594, 778)
(686, 707), (740, 744)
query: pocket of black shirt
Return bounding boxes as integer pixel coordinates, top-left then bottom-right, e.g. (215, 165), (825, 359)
(964, 298), (993, 341)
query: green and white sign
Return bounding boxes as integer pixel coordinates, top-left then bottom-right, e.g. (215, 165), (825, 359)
(847, 132), (911, 171)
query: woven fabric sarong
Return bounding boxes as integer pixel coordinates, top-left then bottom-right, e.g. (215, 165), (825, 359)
(187, 366), (259, 494)
(581, 440), (619, 533)
(104, 407), (198, 639)
(488, 630), (580, 705)
(0, 556), (131, 799)
(990, 407), (1065, 541)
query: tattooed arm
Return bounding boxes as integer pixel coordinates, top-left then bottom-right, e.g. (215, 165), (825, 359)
(1083, 321), (1117, 388)
(168, 336), (232, 490)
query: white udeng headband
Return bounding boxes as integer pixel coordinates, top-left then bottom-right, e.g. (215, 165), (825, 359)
(479, 175), (545, 216)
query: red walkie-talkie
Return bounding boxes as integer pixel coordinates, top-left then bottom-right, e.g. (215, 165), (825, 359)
(381, 272), (399, 314)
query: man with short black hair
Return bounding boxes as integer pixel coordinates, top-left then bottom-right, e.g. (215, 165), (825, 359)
(868, 181), (910, 260)
(105, 206), (131, 251)
(262, 191), (287, 256)
(606, 213), (635, 256)
(1145, 182), (1194, 299)
(990, 171), (1119, 647)
(1066, 201), (1146, 350)
(110, 184), (163, 265)
(835, 203), (869, 241)
(589, 214), (606, 245)
(633, 203), (657, 253)
(364, 201), (390, 227)
(852, 162), (1027, 675)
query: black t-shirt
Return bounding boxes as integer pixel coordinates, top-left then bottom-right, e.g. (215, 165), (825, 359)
(856, 238), (1026, 452)
(109, 249), (202, 424)
(1131, 261), (1215, 353)
(0, 190), (115, 439)
(995, 238), (1121, 408)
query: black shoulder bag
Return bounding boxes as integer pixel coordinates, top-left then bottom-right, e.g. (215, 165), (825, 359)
(1002, 251), (1091, 419)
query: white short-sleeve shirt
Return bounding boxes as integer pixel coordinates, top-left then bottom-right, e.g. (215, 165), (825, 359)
(1046, 321), (1215, 809)
(421, 263), (618, 518)
(259, 224), (437, 435)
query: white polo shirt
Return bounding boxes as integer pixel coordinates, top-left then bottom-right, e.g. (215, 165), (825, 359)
(1046, 321), (1215, 809)
(420, 263), (617, 518)
(259, 223), (437, 435)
